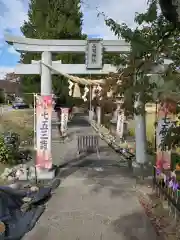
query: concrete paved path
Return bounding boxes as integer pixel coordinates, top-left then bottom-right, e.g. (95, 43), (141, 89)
(24, 114), (158, 240)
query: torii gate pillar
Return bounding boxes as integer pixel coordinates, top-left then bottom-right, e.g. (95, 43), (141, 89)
(41, 51), (52, 95)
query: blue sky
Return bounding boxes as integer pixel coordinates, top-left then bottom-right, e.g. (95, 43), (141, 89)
(0, 0), (147, 79)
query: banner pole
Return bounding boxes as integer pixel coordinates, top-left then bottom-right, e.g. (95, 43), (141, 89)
(34, 93), (38, 183)
(33, 93), (36, 151)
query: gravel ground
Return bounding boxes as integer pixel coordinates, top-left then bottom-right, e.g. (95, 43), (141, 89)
(23, 113), (159, 240)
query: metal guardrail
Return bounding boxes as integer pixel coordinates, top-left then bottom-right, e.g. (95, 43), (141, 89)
(77, 135), (100, 157)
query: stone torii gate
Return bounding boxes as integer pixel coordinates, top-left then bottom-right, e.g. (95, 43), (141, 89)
(5, 34), (131, 179)
(5, 34), (131, 130)
(4, 34), (172, 178)
(5, 34), (131, 133)
(5, 34), (130, 95)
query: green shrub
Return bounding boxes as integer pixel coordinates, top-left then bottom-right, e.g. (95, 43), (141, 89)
(0, 135), (14, 165)
(0, 133), (20, 165)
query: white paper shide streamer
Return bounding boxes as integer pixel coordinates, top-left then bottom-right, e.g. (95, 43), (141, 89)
(107, 87), (113, 98)
(82, 85), (89, 102)
(68, 80), (74, 96)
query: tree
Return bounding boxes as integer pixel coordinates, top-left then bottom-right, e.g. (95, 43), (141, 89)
(20, 0), (86, 104)
(159, 0), (180, 27)
(99, 0), (180, 165)
(0, 89), (5, 104)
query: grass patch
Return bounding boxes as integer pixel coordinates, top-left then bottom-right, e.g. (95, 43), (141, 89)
(128, 113), (156, 150)
(128, 113), (178, 151)
(0, 109), (34, 141)
(128, 113), (180, 168)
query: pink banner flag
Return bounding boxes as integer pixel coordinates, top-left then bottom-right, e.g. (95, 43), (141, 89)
(60, 108), (69, 136)
(36, 95), (52, 169)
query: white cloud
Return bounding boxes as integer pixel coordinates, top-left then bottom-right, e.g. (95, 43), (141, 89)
(0, 66), (14, 79)
(0, 0), (28, 48)
(0, 0), (28, 35)
(0, 0), (149, 67)
(0, 0), (149, 41)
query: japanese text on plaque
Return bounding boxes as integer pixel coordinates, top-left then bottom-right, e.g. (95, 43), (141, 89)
(40, 110), (49, 150)
(91, 44), (97, 64)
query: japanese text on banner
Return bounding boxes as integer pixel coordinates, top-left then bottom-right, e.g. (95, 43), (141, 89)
(36, 95), (52, 169)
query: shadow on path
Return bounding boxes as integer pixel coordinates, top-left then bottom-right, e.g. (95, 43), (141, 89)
(24, 114), (159, 240)
(57, 155), (135, 199)
(68, 114), (90, 128)
(112, 211), (161, 240)
(51, 113), (137, 200)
